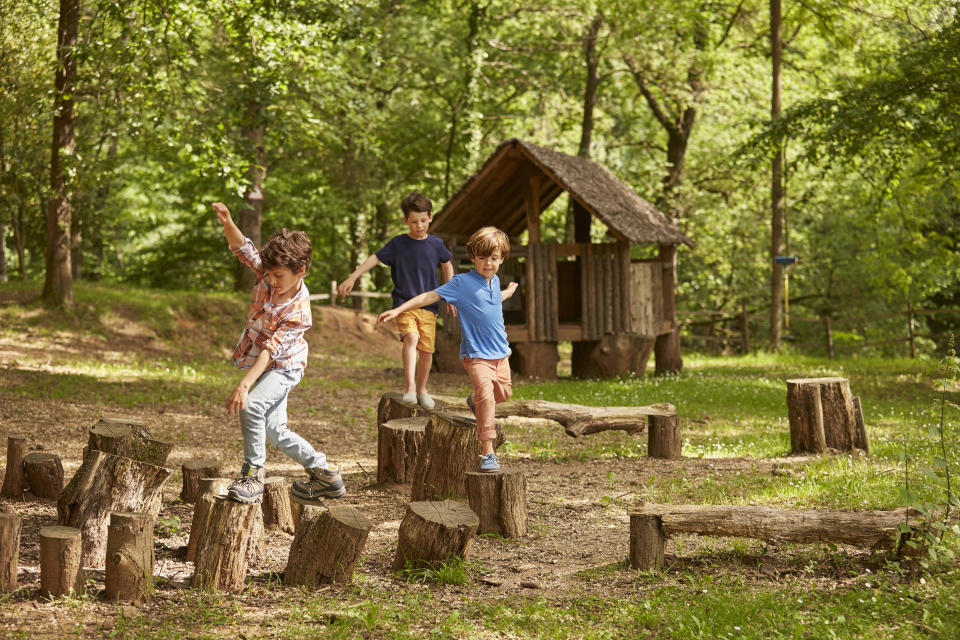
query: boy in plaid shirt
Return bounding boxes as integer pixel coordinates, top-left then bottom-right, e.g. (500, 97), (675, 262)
(213, 202), (345, 504)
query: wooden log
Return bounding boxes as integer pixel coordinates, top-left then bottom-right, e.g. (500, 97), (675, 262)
(494, 399), (674, 438)
(0, 513), (21, 591)
(290, 499), (304, 531)
(104, 512), (153, 604)
(85, 417), (173, 466)
(192, 497), (261, 592)
(23, 452), (64, 499)
(0, 434), (27, 499)
(853, 397), (869, 453)
(786, 379), (826, 453)
(465, 470), (527, 537)
(284, 505), (372, 586)
(377, 392), (431, 428)
(629, 513), (665, 570)
(39, 526), (83, 597)
(392, 500), (479, 571)
(411, 412), (479, 501)
(647, 409), (681, 459)
(261, 477), (294, 534)
(57, 449), (171, 567)
(786, 377), (865, 452)
(185, 477), (230, 563)
(634, 504), (909, 549)
(180, 460), (222, 504)
(377, 417), (427, 485)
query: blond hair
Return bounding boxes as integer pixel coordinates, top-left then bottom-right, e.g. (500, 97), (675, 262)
(466, 226), (510, 260)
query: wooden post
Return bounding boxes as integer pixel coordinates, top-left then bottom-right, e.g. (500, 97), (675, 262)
(290, 499), (304, 531)
(0, 435), (27, 499)
(284, 505), (371, 586)
(907, 301), (916, 358)
(654, 244), (682, 375)
(786, 377), (865, 453)
(39, 526), (83, 597)
(465, 470), (527, 537)
(647, 410), (681, 459)
(823, 314), (834, 359)
(185, 477), (230, 563)
(741, 302), (751, 353)
(329, 280), (337, 306)
(192, 497), (261, 592)
(787, 380), (826, 453)
(261, 477), (294, 534)
(23, 452), (64, 499)
(392, 500), (479, 571)
(853, 397), (869, 454)
(104, 512), (153, 604)
(410, 412), (479, 501)
(0, 513), (21, 591)
(180, 460), (222, 504)
(629, 513), (665, 570)
(377, 417), (427, 485)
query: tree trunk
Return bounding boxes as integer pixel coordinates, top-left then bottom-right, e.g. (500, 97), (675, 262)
(12, 202), (26, 279)
(465, 470), (527, 537)
(377, 392), (431, 428)
(23, 452), (64, 499)
(378, 417), (427, 486)
(180, 460), (222, 504)
(192, 496), (261, 592)
(392, 500), (479, 571)
(104, 512), (153, 604)
(0, 513), (21, 591)
(655, 244), (682, 375)
(786, 377), (866, 453)
(769, 0), (784, 350)
(85, 418), (173, 467)
(261, 477), (294, 534)
(284, 505), (371, 586)
(0, 434), (28, 499)
(411, 412), (481, 501)
(39, 525), (83, 596)
(235, 98), (265, 293)
(647, 412), (682, 459)
(186, 477), (230, 564)
(629, 513), (665, 570)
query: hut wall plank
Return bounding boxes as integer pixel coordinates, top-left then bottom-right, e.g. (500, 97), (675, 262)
(547, 244), (559, 340)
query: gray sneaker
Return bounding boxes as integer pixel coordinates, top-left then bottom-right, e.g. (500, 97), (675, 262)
(291, 464), (346, 503)
(479, 452), (500, 473)
(227, 463), (265, 504)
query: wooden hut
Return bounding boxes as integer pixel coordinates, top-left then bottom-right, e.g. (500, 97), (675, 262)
(431, 138), (693, 379)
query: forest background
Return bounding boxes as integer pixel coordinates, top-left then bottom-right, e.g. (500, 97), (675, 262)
(1, 0), (958, 357)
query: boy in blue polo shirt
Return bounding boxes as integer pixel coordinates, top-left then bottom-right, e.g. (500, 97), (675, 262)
(338, 192), (453, 409)
(377, 226), (518, 472)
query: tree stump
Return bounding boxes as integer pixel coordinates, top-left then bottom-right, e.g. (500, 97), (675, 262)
(654, 328), (683, 376)
(629, 513), (666, 570)
(180, 460), (222, 504)
(411, 412), (479, 501)
(284, 505), (372, 586)
(0, 434), (27, 499)
(290, 499), (304, 531)
(57, 449), (171, 567)
(185, 477), (230, 563)
(465, 470), (527, 537)
(85, 417), (174, 467)
(572, 334), (654, 379)
(377, 392), (430, 427)
(23, 452), (64, 499)
(647, 407), (681, 459)
(392, 500), (479, 571)
(786, 377), (867, 453)
(104, 512), (153, 604)
(378, 417), (427, 485)
(510, 341), (559, 380)
(39, 526), (83, 597)
(0, 513), (21, 591)
(192, 497), (261, 592)
(261, 477), (295, 534)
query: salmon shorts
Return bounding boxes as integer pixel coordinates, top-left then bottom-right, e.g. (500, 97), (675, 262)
(396, 309), (437, 353)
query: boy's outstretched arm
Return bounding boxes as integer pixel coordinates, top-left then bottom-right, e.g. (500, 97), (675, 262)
(440, 261), (458, 318)
(337, 255), (381, 298)
(212, 202), (244, 250)
(226, 349), (271, 415)
(377, 291), (442, 325)
(501, 281), (519, 301)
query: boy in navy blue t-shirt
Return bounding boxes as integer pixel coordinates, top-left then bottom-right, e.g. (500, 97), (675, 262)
(377, 226), (518, 472)
(338, 192), (453, 409)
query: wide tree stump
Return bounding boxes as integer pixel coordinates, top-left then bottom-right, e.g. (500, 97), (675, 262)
(377, 417), (427, 485)
(0, 513), (21, 591)
(192, 497), (261, 592)
(647, 409), (681, 459)
(85, 417), (174, 466)
(377, 392), (431, 428)
(23, 452), (64, 499)
(180, 460), (222, 504)
(40, 526), (83, 597)
(392, 500), (479, 571)
(629, 513), (665, 570)
(261, 477), (295, 534)
(786, 377), (868, 453)
(104, 512), (153, 604)
(284, 505), (372, 586)
(510, 341), (559, 380)
(572, 334), (654, 379)
(0, 434), (27, 499)
(465, 470), (527, 537)
(185, 477), (230, 563)
(411, 412), (479, 501)
(57, 449), (171, 567)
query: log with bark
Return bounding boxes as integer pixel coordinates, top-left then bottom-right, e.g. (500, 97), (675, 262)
(0, 435), (27, 499)
(85, 417), (174, 466)
(23, 452), (64, 499)
(186, 477), (230, 563)
(284, 505), (371, 587)
(392, 500), (479, 571)
(377, 417), (427, 485)
(647, 411), (681, 459)
(40, 526), (83, 597)
(410, 412), (480, 501)
(261, 477), (295, 534)
(786, 377), (868, 453)
(180, 460), (222, 504)
(494, 399), (676, 438)
(104, 512), (153, 604)
(465, 470), (527, 538)
(377, 392), (431, 427)
(0, 513), (21, 591)
(192, 497), (261, 592)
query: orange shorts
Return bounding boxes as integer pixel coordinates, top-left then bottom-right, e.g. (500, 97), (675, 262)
(396, 309), (437, 353)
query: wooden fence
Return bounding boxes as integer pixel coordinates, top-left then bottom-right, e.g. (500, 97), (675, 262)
(308, 281), (392, 311)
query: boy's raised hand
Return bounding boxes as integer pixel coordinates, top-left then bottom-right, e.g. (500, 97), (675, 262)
(377, 309), (399, 325)
(505, 282), (519, 294)
(212, 202), (232, 225)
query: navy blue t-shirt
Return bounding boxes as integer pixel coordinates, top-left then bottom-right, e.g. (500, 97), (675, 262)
(375, 234), (452, 314)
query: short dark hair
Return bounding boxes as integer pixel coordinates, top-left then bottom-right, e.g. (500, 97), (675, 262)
(466, 226), (510, 260)
(401, 191), (432, 217)
(260, 228), (312, 273)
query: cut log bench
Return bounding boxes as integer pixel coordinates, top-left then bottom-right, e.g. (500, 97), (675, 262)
(284, 505), (371, 586)
(629, 504), (913, 570)
(786, 377), (868, 454)
(393, 500), (479, 571)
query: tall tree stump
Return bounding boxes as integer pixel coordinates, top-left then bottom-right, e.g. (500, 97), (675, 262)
(786, 377), (868, 453)
(0, 434), (27, 499)
(39, 526), (83, 597)
(23, 452), (64, 499)
(85, 417), (174, 466)
(411, 412), (479, 501)
(647, 407), (681, 459)
(192, 497), (261, 592)
(284, 505), (371, 586)
(180, 460), (222, 504)
(57, 449), (171, 567)
(186, 477), (230, 563)
(465, 470), (527, 537)
(261, 477), (294, 534)
(290, 499), (304, 531)
(377, 392), (430, 427)
(378, 417), (427, 485)
(0, 513), (21, 591)
(104, 512), (153, 604)
(392, 500), (479, 571)
(629, 513), (666, 570)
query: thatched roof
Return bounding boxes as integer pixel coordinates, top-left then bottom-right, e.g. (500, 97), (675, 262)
(432, 138), (693, 247)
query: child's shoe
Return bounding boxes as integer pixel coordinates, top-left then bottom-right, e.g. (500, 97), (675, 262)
(417, 392), (435, 410)
(291, 464), (347, 503)
(466, 394), (476, 415)
(479, 452), (500, 473)
(401, 391), (418, 404)
(227, 463), (265, 504)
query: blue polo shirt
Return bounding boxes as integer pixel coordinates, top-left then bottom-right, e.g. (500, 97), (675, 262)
(435, 270), (511, 360)
(376, 234), (451, 314)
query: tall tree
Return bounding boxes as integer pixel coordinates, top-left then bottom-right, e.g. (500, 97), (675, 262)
(769, 0), (784, 349)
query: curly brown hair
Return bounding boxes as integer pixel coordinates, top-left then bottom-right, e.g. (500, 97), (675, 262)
(466, 226), (510, 260)
(260, 228), (312, 273)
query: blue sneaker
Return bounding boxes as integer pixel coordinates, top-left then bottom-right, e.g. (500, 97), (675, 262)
(479, 452), (500, 472)
(466, 394), (476, 415)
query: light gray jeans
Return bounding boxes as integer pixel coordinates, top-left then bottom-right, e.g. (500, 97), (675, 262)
(240, 368), (326, 470)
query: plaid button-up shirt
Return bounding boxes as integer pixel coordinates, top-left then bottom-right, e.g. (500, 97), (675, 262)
(231, 238), (311, 371)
